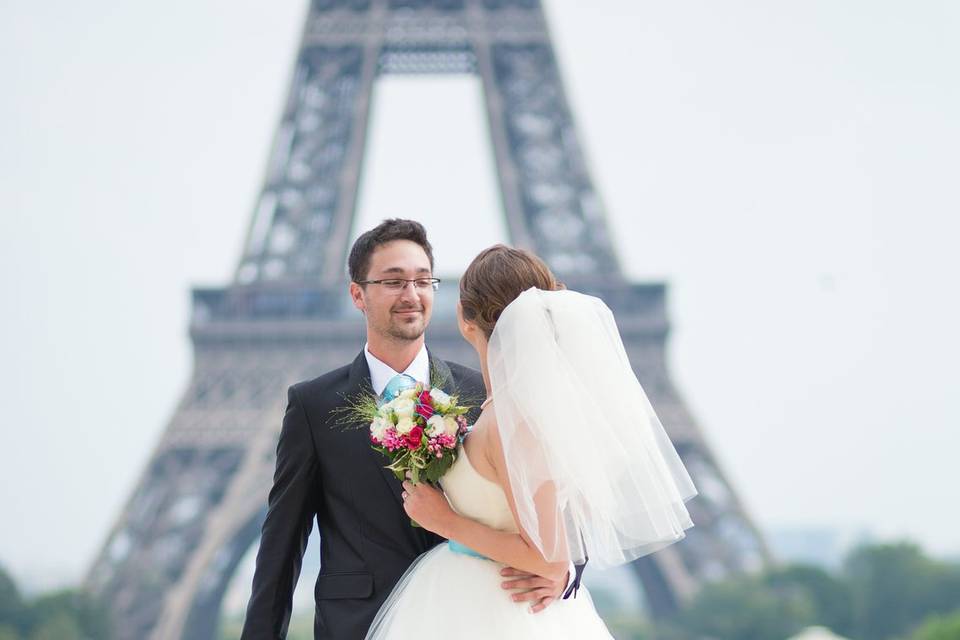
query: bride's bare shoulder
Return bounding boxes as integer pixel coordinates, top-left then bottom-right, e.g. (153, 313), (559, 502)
(464, 408), (503, 476)
(470, 403), (502, 438)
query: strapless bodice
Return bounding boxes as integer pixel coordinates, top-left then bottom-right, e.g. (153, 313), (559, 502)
(439, 442), (518, 534)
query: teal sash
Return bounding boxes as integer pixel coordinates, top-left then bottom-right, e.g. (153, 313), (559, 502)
(447, 539), (488, 560)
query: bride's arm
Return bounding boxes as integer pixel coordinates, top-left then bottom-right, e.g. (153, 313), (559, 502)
(401, 423), (570, 583)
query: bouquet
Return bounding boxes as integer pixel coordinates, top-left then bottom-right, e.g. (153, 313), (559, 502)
(347, 381), (472, 486)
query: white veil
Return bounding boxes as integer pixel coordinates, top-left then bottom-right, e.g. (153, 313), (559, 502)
(487, 288), (697, 569)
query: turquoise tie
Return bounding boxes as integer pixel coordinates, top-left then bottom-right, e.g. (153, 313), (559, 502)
(381, 373), (419, 402)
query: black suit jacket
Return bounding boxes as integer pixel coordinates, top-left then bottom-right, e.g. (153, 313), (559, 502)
(241, 350), (485, 640)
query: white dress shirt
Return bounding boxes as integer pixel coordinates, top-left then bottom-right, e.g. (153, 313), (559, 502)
(364, 342), (430, 396)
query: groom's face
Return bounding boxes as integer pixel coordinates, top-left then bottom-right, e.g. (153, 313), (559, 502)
(354, 240), (434, 342)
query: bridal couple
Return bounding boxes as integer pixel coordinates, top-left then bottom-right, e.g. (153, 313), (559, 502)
(241, 219), (697, 639)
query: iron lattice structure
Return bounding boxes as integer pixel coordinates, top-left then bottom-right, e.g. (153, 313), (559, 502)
(86, 1), (770, 638)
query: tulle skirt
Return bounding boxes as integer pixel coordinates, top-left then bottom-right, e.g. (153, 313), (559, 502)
(365, 543), (614, 639)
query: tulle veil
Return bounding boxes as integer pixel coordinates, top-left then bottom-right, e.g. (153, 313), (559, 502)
(487, 287), (697, 569)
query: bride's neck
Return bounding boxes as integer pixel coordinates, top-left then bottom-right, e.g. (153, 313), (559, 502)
(476, 340), (492, 400)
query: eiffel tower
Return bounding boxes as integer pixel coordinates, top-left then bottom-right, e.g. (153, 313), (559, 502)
(86, 1), (770, 638)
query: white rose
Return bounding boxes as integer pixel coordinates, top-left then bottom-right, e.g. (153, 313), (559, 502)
(393, 397), (416, 419)
(399, 387), (419, 400)
(395, 416), (415, 435)
(426, 415), (446, 437)
(429, 388), (451, 411)
(370, 417), (388, 441)
(443, 416), (460, 436)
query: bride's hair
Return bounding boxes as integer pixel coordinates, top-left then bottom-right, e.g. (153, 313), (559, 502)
(459, 244), (564, 338)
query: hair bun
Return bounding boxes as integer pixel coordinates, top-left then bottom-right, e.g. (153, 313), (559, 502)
(459, 245), (560, 339)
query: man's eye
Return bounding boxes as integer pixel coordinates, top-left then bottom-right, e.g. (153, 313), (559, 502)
(382, 280), (405, 288)
(414, 279), (434, 288)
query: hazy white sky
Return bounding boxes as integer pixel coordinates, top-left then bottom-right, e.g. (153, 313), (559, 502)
(1, 0), (958, 590)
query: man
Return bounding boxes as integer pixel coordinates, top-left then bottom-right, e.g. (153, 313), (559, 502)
(241, 219), (576, 639)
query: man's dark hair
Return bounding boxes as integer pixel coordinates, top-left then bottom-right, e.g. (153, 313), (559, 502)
(348, 218), (434, 283)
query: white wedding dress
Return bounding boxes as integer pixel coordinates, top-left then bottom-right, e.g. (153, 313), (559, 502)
(364, 440), (614, 639)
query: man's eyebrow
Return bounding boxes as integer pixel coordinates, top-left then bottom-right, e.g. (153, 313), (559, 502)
(378, 267), (432, 274)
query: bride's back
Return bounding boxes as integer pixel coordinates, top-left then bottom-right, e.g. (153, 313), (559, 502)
(439, 411), (519, 534)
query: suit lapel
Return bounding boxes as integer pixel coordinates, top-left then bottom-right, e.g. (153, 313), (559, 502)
(429, 350), (485, 424)
(427, 349), (453, 392)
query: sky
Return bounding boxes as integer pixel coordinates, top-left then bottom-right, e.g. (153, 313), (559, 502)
(1, 0), (958, 592)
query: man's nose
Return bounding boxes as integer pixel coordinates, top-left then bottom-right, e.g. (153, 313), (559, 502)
(398, 281), (420, 301)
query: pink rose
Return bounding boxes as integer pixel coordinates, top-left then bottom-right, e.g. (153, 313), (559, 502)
(416, 391), (435, 420)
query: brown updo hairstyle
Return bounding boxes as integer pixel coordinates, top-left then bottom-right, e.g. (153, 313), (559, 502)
(459, 244), (565, 339)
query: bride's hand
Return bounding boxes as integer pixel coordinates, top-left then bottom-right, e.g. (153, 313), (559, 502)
(401, 479), (454, 535)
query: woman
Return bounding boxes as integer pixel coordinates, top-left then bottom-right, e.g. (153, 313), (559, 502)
(365, 245), (697, 639)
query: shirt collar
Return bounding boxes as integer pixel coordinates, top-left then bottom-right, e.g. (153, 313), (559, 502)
(364, 342), (430, 396)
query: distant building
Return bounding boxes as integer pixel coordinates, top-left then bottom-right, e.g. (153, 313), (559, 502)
(787, 626), (852, 640)
(768, 527), (844, 568)
(768, 526), (875, 569)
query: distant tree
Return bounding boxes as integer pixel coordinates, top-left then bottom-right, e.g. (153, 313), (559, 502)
(920, 561), (960, 618)
(600, 613), (654, 640)
(845, 542), (960, 639)
(0, 566), (25, 637)
(0, 564), (110, 640)
(668, 574), (816, 640)
(907, 609), (960, 640)
(27, 612), (82, 640)
(0, 566), (23, 628)
(22, 590), (110, 640)
(657, 542), (960, 640)
(587, 586), (655, 640)
(765, 564), (855, 635)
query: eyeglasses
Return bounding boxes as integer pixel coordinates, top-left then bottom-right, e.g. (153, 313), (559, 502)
(356, 278), (441, 292)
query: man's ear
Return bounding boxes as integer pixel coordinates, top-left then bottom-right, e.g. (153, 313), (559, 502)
(349, 282), (366, 314)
